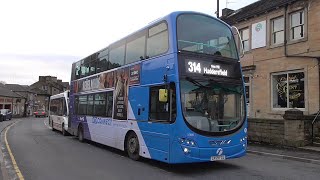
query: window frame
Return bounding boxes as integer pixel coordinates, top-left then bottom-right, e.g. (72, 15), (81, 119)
(290, 10), (305, 41)
(271, 70), (305, 111)
(271, 16), (285, 45)
(240, 28), (250, 52)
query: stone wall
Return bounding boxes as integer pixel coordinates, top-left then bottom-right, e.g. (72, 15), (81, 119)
(248, 118), (285, 145)
(248, 116), (320, 147)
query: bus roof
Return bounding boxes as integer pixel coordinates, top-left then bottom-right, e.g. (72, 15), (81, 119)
(50, 90), (69, 100)
(71, 11), (224, 66)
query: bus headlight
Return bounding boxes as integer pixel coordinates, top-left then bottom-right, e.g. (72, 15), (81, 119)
(183, 147), (190, 154)
(179, 138), (197, 147)
(240, 137), (246, 143)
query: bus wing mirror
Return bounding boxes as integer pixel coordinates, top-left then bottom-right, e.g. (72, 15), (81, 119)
(231, 26), (244, 58)
(159, 89), (168, 102)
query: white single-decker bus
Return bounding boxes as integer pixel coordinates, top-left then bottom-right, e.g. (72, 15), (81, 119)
(49, 90), (69, 135)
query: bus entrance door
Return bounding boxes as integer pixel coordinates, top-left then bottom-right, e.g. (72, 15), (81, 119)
(129, 86), (171, 163)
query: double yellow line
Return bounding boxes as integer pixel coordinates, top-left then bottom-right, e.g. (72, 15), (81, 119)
(4, 121), (24, 180)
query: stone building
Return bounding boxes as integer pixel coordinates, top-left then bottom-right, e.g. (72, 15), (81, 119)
(4, 84), (35, 117)
(222, 0), (320, 146)
(29, 76), (69, 112)
(0, 85), (26, 117)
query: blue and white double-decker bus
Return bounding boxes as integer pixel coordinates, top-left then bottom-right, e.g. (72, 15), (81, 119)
(68, 11), (247, 164)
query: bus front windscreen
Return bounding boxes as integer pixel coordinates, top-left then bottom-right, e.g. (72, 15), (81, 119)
(180, 79), (245, 133)
(177, 14), (238, 59)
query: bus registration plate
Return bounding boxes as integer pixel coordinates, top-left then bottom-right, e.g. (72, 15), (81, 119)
(210, 155), (226, 161)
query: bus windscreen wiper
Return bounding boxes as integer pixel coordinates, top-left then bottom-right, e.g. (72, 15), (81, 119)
(185, 76), (206, 88)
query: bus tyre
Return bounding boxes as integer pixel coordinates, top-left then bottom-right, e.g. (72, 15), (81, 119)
(62, 124), (67, 136)
(126, 132), (140, 161)
(78, 126), (84, 142)
(51, 120), (55, 131)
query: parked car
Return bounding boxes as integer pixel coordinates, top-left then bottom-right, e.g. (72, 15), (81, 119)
(0, 109), (12, 121)
(34, 109), (47, 118)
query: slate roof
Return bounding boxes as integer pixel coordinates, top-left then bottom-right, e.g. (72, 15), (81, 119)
(5, 84), (30, 92)
(28, 87), (50, 96)
(0, 86), (22, 98)
(222, 0), (299, 24)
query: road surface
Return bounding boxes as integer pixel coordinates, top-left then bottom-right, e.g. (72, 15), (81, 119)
(5, 118), (320, 180)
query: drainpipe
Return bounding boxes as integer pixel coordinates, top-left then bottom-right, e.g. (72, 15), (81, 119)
(217, 0), (220, 18)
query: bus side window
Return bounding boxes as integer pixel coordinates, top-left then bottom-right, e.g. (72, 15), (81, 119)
(90, 60), (97, 75)
(147, 22), (169, 58)
(106, 91), (113, 117)
(75, 96), (79, 115)
(149, 83), (176, 122)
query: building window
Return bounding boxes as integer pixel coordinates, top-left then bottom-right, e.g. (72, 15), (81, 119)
(290, 11), (304, 40)
(240, 28), (249, 52)
(272, 71), (305, 109)
(271, 17), (284, 45)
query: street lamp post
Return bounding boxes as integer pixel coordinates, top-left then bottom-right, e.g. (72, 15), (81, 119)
(217, 0), (220, 18)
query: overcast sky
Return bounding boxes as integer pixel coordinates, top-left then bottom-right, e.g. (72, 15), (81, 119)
(0, 0), (258, 85)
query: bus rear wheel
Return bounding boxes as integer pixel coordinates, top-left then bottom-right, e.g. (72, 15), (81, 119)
(126, 132), (140, 161)
(78, 125), (84, 142)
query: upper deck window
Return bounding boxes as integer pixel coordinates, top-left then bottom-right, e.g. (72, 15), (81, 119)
(147, 22), (169, 58)
(177, 14), (237, 59)
(126, 34), (146, 64)
(109, 42), (125, 67)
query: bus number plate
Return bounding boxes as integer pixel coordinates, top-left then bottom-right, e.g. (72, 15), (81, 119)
(210, 155), (226, 161)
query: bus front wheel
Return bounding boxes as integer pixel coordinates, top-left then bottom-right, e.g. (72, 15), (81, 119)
(126, 132), (140, 161)
(51, 119), (55, 131)
(62, 123), (67, 136)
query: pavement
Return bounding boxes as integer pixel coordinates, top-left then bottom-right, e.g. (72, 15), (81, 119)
(0, 118), (19, 180)
(247, 142), (320, 165)
(1, 117), (320, 180)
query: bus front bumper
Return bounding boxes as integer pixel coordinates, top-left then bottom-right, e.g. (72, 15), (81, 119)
(170, 142), (247, 164)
